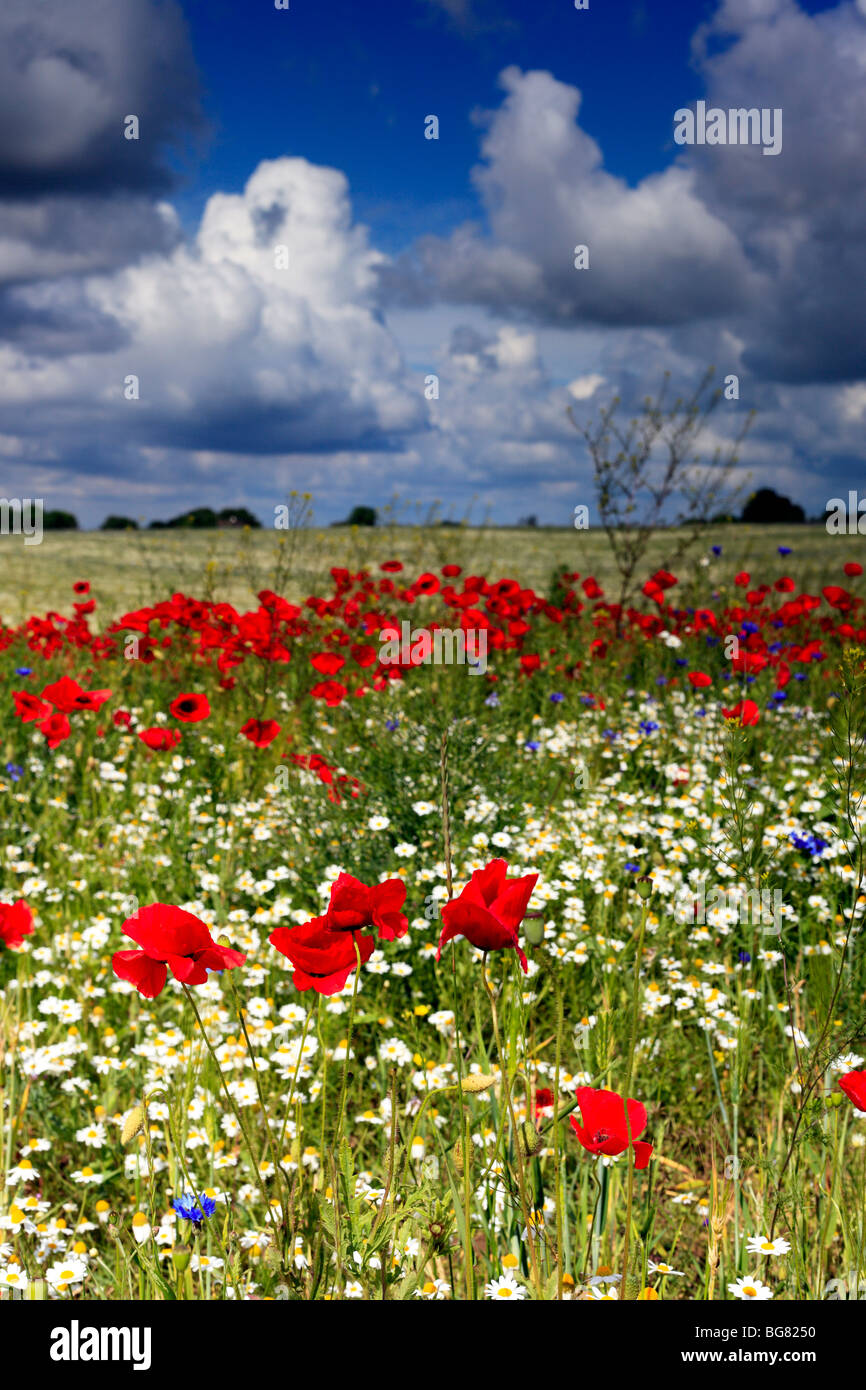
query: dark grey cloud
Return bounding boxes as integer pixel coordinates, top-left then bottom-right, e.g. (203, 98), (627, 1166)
(0, 0), (205, 197)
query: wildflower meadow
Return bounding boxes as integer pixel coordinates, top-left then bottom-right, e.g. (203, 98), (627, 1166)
(2, 521), (866, 1322)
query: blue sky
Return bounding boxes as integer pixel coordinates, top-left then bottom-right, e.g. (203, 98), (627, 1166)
(0, 0), (864, 527)
(175, 0), (703, 242)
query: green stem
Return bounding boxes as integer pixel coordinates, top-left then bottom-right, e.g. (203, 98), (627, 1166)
(333, 934), (362, 1151)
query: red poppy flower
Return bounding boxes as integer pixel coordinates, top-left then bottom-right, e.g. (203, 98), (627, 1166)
(41, 677), (112, 713)
(351, 643), (378, 668)
(413, 572), (440, 595)
(13, 691), (52, 723)
(569, 1086), (652, 1168)
(40, 712), (71, 749)
(73, 581), (90, 595)
(843, 562), (863, 578)
(113, 709), (132, 728)
(436, 859), (538, 974)
(310, 652), (346, 676)
(112, 903), (245, 999)
(442, 564), (462, 577)
(722, 698), (760, 726)
(687, 671), (712, 688)
(534, 1088), (555, 1119)
(169, 693), (210, 722)
(380, 560), (403, 573)
(649, 569), (677, 591)
(732, 651), (768, 675)
(520, 653), (541, 673)
(734, 571), (750, 587)
(823, 585), (851, 610)
(582, 577), (603, 599)
(0, 899), (34, 951)
(309, 680), (347, 707)
(269, 915), (375, 995)
(325, 872), (408, 941)
(139, 727), (181, 751)
(839, 1070), (866, 1112)
(240, 718), (281, 748)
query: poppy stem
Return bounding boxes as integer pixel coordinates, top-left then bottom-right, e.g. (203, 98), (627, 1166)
(553, 972), (564, 1299)
(333, 934), (362, 1152)
(440, 726), (474, 1300)
(228, 973), (292, 1261)
(619, 897), (649, 1297)
(181, 985), (262, 1194)
(583, 1162), (604, 1278)
(482, 952), (543, 1296)
(278, 1005), (313, 1156)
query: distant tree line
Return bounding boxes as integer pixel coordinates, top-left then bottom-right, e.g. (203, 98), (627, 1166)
(31, 488), (833, 532)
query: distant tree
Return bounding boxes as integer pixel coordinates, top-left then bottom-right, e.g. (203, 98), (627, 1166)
(101, 515), (139, 530)
(340, 505), (377, 527)
(152, 508), (218, 528)
(570, 366), (753, 625)
(519, 514), (539, 527)
(740, 488), (805, 524)
(42, 509), (78, 530)
(217, 507), (261, 528)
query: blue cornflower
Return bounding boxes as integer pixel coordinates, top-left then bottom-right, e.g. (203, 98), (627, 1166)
(603, 728), (619, 741)
(385, 719), (399, 731)
(525, 740), (540, 751)
(739, 950), (751, 965)
(794, 672), (806, 681)
(484, 692), (500, 707)
(5, 763), (23, 782)
(790, 831), (828, 858)
(706, 636), (719, 647)
(711, 545), (722, 556)
(741, 621), (759, 635)
(778, 546), (792, 556)
(624, 863), (640, 873)
(770, 690), (787, 703)
(675, 658), (688, 667)
(549, 692), (565, 703)
(639, 720), (659, 735)
(656, 676), (668, 687)
(15, 667), (32, 677)
(695, 708), (706, 717)
(580, 694), (595, 706)
(171, 1193), (217, 1227)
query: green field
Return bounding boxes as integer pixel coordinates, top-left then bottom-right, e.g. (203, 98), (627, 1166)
(1, 519), (866, 1304)
(1, 523), (861, 622)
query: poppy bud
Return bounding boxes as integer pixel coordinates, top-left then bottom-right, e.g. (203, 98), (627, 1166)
(460, 1073), (497, 1093)
(524, 917), (545, 947)
(171, 1245), (191, 1273)
(635, 875), (654, 900)
(519, 1121), (544, 1158)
